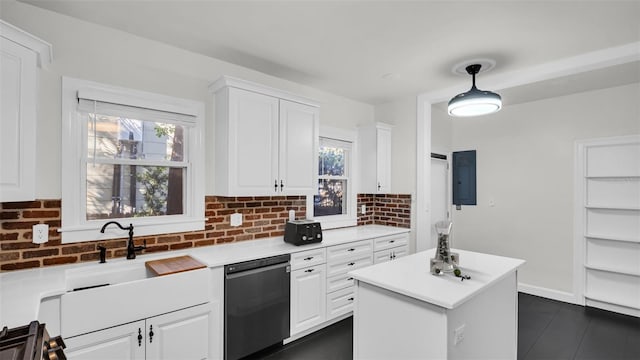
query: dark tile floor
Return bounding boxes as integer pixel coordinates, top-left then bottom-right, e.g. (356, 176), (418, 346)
(255, 293), (640, 360)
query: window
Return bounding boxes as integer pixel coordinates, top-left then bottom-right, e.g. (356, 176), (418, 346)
(61, 77), (205, 243)
(311, 128), (357, 228)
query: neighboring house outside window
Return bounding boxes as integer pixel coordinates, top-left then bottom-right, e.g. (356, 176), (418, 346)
(60, 77), (205, 243)
(311, 127), (357, 229)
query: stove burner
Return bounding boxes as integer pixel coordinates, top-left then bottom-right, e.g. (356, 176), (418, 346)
(0, 321), (66, 360)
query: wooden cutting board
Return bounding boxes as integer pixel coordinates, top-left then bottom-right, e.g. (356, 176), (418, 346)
(145, 255), (206, 276)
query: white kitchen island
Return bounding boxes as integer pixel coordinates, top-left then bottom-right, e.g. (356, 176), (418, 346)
(349, 249), (525, 360)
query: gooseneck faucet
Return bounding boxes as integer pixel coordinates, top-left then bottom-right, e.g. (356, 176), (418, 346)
(100, 221), (146, 259)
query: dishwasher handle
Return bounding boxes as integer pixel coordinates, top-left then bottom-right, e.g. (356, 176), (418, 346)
(225, 261), (290, 280)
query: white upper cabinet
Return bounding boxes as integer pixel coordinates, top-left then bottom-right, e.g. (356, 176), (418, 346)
(358, 122), (392, 193)
(211, 76), (319, 196)
(0, 21), (51, 202)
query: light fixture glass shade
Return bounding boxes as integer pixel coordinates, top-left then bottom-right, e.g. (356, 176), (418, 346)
(448, 86), (502, 117)
(448, 63), (502, 117)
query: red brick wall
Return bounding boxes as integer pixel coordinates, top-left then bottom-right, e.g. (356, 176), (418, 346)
(357, 193), (411, 228)
(1, 194), (410, 271)
(0, 196), (305, 271)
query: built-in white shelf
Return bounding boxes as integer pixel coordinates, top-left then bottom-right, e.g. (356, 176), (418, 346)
(584, 264), (640, 277)
(585, 234), (640, 244)
(585, 175), (640, 179)
(585, 206), (640, 211)
(584, 293), (640, 311)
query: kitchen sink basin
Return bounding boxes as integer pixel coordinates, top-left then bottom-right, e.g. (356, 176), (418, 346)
(60, 260), (211, 338)
(65, 262), (153, 292)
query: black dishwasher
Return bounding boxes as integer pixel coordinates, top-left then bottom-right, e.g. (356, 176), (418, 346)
(224, 254), (291, 360)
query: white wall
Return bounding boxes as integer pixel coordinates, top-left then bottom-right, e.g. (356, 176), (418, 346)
(374, 96), (418, 251)
(437, 83), (640, 293)
(0, 0), (374, 198)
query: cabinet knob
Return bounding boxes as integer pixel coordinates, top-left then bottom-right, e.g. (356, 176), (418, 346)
(347, 297), (354, 301)
(389, 240), (395, 244)
(347, 277), (353, 281)
(347, 262), (355, 266)
(347, 248), (355, 252)
(274, 180), (278, 192)
(149, 325), (154, 343)
(280, 180), (284, 191)
(138, 328), (143, 347)
(377, 182), (381, 190)
(305, 268), (314, 273)
(304, 257), (314, 261)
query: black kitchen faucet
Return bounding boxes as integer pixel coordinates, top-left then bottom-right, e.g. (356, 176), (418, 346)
(100, 221), (146, 259)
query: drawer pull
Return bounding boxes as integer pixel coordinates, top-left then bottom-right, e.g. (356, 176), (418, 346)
(389, 240), (395, 243)
(347, 297), (354, 301)
(304, 257), (314, 261)
(347, 248), (355, 252)
(305, 268), (314, 273)
(347, 262), (355, 266)
(347, 277), (353, 281)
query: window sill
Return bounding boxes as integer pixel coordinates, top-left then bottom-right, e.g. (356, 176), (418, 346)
(313, 217), (357, 230)
(59, 217), (206, 244)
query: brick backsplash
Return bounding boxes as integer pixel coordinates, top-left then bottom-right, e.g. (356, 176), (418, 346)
(1, 194), (410, 271)
(357, 193), (411, 228)
(0, 196), (305, 271)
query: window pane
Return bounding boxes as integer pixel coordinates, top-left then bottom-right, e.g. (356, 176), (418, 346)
(318, 145), (345, 176)
(314, 179), (347, 217)
(87, 113), (184, 161)
(86, 163), (184, 220)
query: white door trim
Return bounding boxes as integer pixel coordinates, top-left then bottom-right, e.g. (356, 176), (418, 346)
(574, 134), (640, 309)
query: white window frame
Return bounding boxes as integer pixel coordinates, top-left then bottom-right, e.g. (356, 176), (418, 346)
(60, 77), (205, 243)
(309, 126), (357, 229)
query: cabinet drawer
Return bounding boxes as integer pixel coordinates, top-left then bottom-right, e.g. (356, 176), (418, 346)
(326, 272), (356, 293)
(373, 233), (409, 252)
(291, 247), (326, 270)
(326, 254), (373, 278)
(326, 240), (372, 262)
(326, 287), (355, 320)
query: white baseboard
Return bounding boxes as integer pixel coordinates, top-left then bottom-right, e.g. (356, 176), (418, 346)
(518, 282), (580, 305)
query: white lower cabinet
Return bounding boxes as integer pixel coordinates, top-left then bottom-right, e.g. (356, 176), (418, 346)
(325, 240), (374, 321)
(65, 320), (145, 360)
(373, 233), (410, 264)
(65, 304), (211, 360)
(290, 263), (327, 335)
(326, 286), (355, 319)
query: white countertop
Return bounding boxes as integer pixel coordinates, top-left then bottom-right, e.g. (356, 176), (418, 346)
(349, 248), (525, 309)
(0, 225), (408, 328)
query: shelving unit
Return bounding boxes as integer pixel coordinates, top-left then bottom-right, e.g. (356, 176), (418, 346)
(575, 136), (640, 317)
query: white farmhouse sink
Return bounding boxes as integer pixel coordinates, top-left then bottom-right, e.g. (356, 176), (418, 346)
(64, 262), (153, 292)
(60, 262), (211, 338)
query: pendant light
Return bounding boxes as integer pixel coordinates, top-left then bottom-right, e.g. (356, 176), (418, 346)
(448, 64), (502, 117)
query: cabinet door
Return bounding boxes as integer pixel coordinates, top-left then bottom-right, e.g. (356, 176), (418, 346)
(0, 38), (37, 202)
(146, 304), (212, 360)
(290, 264), (326, 335)
(228, 87), (279, 195)
(376, 126), (392, 193)
(64, 320), (145, 360)
(278, 99), (319, 195)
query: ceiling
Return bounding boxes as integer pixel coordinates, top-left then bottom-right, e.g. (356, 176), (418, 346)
(19, 0), (640, 105)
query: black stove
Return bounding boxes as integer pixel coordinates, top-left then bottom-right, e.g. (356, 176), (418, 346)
(0, 321), (66, 360)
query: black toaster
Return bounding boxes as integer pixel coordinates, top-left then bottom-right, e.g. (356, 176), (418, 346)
(284, 220), (323, 246)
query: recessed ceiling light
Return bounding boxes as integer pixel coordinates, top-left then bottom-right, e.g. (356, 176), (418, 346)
(381, 73), (400, 80)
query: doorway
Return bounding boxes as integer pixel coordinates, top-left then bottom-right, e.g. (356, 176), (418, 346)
(430, 154), (449, 249)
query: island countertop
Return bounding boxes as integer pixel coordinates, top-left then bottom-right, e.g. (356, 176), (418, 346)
(348, 248), (525, 309)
